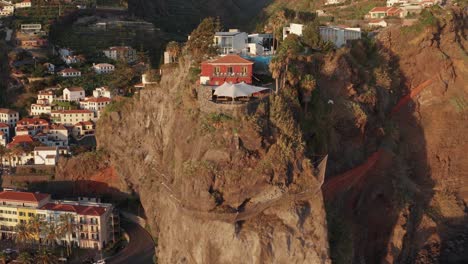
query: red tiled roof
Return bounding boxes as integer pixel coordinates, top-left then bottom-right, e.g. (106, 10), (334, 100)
(204, 55), (253, 65)
(41, 203), (107, 216)
(66, 87), (84, 92)
(0, 123), (9, 128)
(49, 124), (67, 130)
(60, 68), (80, 73)
(0, 191), (50, 203)
(85, 97), (111, 103)
(7, 135), (34, 148)
(0, 108), (18, 115)
(17, 118), (49, 126)
(75, 121), (94, 127)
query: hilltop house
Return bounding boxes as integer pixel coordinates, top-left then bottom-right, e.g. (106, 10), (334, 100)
(59, 68), (81, 78)
(103, 46), (137, 63)
(200, 55), (254, 86)
(214, 29), (248, 55)
(0, 108), (19, 127)
(63, 87), (85, 102)
(283, 23), (305, 40)
(93, 63), (115, 74)
(319, 26), (362, 47)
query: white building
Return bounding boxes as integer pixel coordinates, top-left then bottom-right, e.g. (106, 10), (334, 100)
(59, 68), (81, 78)
(0, 108), (19, 127)
(0, 1), (14, 16)
(386, 0), (408, 6)
(73, 121), (95, 138)
(20, 24), (41, 32)
(0, 123), (9, 146)
(103, 46), (137, 63)
(30, 104), (52, 116)
(319, 26), (362, 47)
(283, 23), (305, 40)
(92, 63), (115, 74)
(34, 146), (58, 166)
(51, 110), (94, 126)
(247, 33), (273, 55)
(37, 89), (55, 104)
(14, 0), (31, 8)
(325, 0), (346, 5)
(63, 87), (85, 102)
(79, 97), (111, 119)
(368, 19), (388, 28)
(92, 87), (112, 98)
(214, 29), (248, 55)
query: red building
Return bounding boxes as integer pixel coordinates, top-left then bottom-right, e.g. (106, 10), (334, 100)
(200, 55), (254, 86)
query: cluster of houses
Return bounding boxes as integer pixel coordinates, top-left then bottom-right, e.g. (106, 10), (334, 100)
(0, 191), (118, 250)
(47, 46), (136, 77)
(0, 0), (31, 17)
(366, 0), (441, 27)
(0, 85), (112, 167)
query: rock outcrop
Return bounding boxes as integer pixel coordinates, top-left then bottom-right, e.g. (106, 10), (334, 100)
(97, 61), (331, 263)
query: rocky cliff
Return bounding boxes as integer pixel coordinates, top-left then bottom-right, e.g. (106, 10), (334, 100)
(97, 62), (331, 263)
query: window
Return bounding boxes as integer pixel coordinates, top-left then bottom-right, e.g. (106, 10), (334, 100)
(227, 67), (233, 74)
(214, 67), (220, 75)
(242, 67), (248, 75)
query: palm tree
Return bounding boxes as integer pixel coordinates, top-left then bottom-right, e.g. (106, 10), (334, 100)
(28, 215), (45, 249)
(269, 56), (284, 94)
(57, 214), (77, 257)
(42, 223), (59, 247)
(17, 252), (33, 264)
(15, 222), (33, 249)
(35, 249), (58, 264)
(301, 74), (317, 112)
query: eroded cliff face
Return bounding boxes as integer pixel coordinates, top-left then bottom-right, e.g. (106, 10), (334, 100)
(97, 62), (331, 263)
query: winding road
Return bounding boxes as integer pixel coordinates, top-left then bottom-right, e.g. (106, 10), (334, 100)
(107, 221), (155, 264)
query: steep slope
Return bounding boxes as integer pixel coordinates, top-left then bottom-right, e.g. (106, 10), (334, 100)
(97, 62), (331, 263)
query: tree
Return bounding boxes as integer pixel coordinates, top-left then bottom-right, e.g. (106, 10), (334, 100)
(15, 222), (33, 248)
(28, 215), (45, 249)
(185, 17), (222, 61)
(302, 20), (322, 50)
(57, 214), (77, 257)
(165, 41), (181, 63)
(300, 74), (317, 112)
(42, 223), (59, 247)
(17, 252), (33, 264)
(35, 249), (58, 264)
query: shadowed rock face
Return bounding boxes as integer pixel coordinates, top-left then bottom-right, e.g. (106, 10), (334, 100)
(97, 62), (331, 263)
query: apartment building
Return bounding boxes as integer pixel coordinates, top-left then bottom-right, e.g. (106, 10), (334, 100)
(51, 110), (94, 126)
(0, 191), (117, 249)
(0, 108), (19, 127)
(79, 97), (111, 119)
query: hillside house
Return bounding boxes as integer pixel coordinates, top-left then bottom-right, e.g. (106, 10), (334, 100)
(43, 63), (55, 74)
(63, 87), (85, 102)
(34, 146), (58, 166)
(0, 131), (7, 146)
(59, 68), (81, 78)
(0, 108), (19, 127)
(16, 118), (49, 136)
(79, 97), (111, 119)
(0, 1), (14, 16)
(200, 55), (254, 86)
(93, 87), (112, 98)
(93, 63), (115, 74)
(214, 30), (248, 55)
(73, 121), (95, 138)
(368, 7), (404, 18)
(37, 89), (56, 104)
(14, 0), (31, 8)
(51, 110), (94, 126)
(0, 123), (10, 144)
(20, 38), (48, 48)
(319, 26), (362, 47)
(386, 0), (408, 6)
(247, 33), (273, 55)
(325, 0), (346, 5)
(103, 46), (137, 63)
(283, 23), (305, 40)
(368, 19), (388, 28)
(30, 104), (52, 116)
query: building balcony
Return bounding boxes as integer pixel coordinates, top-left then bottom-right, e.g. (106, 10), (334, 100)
(212, 72), (249, 77)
